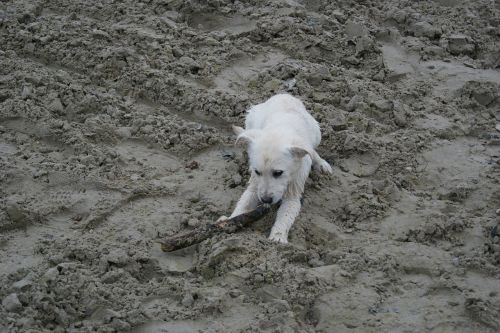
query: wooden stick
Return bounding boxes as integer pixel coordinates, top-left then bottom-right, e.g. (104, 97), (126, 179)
(159, 204), (272, 252)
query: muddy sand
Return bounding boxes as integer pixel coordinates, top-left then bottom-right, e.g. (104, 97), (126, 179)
(1, 0), (499, 332)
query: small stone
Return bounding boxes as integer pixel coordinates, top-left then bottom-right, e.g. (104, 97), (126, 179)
(495, 208), (500, 215)
(2, 293), (22, 312)
(496, 125), (500, 133)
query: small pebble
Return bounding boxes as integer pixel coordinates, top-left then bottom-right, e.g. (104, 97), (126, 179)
(495, 124), (500, 133)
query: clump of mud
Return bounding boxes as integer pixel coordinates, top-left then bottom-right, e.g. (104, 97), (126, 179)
(1, 0), (499, 332)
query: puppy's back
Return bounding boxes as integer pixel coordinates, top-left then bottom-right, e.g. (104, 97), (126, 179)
(246, 94), (321, 147)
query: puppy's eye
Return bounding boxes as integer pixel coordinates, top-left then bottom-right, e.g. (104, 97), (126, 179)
(254, 169), (261, 176)
(272, 170), (283, 178)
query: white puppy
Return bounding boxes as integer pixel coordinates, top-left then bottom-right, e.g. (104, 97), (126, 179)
(224, 93), (332, 243)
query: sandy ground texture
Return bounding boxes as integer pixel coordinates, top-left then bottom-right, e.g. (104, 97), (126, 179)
(1, 0), (500, 332)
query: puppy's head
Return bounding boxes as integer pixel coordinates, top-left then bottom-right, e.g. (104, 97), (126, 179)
(233, 125), (309, 204)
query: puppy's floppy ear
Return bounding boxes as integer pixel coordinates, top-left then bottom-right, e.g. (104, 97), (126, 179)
(289, 146), (310, 159)
(232, 125), (244, 136)
(233, 127), (259, 147)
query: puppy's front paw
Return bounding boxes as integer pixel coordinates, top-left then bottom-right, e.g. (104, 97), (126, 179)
(317, 158), (333, 174)
(268, 231), (288, 244)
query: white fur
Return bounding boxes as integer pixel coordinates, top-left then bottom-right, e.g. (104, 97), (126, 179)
(223, 94), (332, 243)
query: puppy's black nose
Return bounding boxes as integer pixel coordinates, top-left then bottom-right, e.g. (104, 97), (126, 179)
(261, 196), (273, 204)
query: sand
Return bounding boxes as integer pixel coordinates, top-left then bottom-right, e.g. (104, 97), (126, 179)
(0, 0), (499, 332)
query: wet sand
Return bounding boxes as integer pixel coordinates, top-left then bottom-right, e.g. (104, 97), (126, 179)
(1, 0), (499, 332)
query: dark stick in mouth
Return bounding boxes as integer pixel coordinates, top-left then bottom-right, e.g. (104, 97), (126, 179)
(159, 204), (273, 252)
